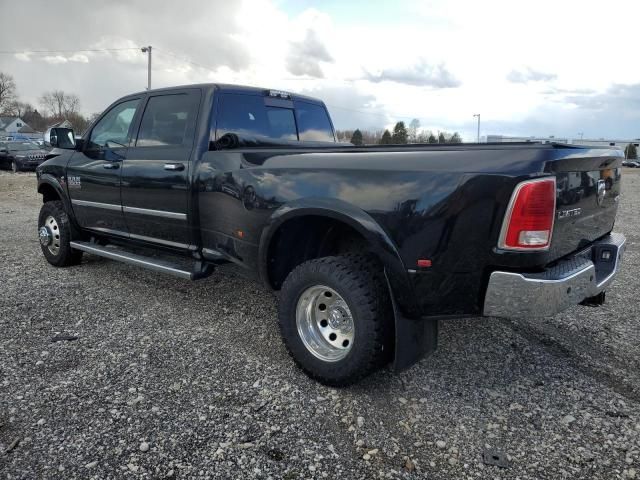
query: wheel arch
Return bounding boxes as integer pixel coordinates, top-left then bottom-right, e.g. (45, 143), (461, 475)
(37, 174), (76, 224)
(258, 198), (416, 316)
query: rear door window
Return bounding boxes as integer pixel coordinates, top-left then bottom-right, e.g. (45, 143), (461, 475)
(136, 93), (200, 147)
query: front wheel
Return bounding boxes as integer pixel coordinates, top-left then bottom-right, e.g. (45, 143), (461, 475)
(38, 200), (83, 267)
(11, 160), (20, 173)
(278, 254), (393, 386)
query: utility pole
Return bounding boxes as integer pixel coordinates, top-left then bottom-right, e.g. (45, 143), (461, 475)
(141, 45), (152, 90)
(473, 113), (481, 143)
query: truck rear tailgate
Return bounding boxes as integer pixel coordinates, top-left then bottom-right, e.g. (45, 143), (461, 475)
(550, 157), (621, 259)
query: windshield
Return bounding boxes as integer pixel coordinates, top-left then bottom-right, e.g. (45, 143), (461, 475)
(9, 142), (40, 151)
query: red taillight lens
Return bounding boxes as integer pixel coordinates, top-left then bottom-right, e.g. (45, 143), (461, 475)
(499, 178), (556, 250)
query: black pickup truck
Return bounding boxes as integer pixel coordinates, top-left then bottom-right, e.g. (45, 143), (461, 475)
(36, 83), (626, 385)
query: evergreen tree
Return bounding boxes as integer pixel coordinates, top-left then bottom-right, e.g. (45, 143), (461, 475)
(391, 121), (408, 144)
(449, 132), (462, 143)
(625, 143), (638, 160)
(379, 129), (392, 144)
(350, 129), (363, 146)
(438, 132), (446, 144)
(428, 133), (437, 143)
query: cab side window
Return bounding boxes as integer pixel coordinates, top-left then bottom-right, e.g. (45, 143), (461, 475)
(88, 99), (140, 149)
(136, 94), (200, 147)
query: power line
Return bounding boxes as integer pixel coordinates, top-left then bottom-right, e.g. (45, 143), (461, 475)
(0, 48), (140, 55)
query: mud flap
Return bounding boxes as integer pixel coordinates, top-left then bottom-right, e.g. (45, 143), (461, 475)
(385, 273), (439, 371)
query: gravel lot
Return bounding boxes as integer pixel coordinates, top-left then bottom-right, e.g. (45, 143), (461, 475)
(1, 170), (639, 479)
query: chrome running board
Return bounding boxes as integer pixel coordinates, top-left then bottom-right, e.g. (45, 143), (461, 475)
(70, 241), (213, 280)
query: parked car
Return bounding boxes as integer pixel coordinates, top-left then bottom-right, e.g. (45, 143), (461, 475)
(623, 160), (640, 168)
(0, 141), (50, 172)
(35, 84), (626, 386)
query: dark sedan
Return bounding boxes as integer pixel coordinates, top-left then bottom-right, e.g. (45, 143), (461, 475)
(0, 141), (49, 172)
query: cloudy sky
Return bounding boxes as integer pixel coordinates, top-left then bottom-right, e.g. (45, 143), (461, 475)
(1, 0), (638, 141)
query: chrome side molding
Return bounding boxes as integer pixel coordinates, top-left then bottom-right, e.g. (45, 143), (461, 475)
(123, 206), (186, 220)
(71, 199), (186, 220)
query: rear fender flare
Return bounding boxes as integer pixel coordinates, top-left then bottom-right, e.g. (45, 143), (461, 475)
(259, 198), (410, 300)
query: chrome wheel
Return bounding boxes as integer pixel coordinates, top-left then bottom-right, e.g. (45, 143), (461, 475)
(296, 285), (354, 362)
(42, 215), (61, 256)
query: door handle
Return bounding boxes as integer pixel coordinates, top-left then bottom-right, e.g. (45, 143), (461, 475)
(103, 163), (120, 169)
(164, 163), (185, 171)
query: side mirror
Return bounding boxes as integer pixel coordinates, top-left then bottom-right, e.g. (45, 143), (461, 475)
(45, 127), (76, 149)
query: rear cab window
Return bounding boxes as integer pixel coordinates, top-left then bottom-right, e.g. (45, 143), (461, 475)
(215, 92), (335, 143)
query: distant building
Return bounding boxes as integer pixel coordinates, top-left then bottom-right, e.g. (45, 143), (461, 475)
(571, 138), (640, 150)
(486, 134), (569, 144)
(0, 116), (43, 141)
(486, 134), (640, 154)
(48, 119), (73, 129)
(0, 116), (28, 134)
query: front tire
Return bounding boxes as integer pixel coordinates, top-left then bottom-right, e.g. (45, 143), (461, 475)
(278, 254), (393, 386)
(11, 160), (19, 173)
(38, 201), (83, 267)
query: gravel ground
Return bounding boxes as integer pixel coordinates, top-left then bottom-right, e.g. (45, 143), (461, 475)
(1, 170), (639, 479)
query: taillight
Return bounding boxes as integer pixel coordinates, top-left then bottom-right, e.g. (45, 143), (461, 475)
(498, 177), (556, 251)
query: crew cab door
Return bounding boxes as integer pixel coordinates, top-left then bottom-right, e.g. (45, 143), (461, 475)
(120, 90), (201, 249)
(67, 97), (141, 235)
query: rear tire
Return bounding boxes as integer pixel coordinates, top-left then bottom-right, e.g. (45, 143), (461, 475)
(38, 201), (83, 267)
(278, 254), (393, 386)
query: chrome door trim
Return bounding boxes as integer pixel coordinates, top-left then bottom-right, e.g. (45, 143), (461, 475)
(123, 205), (187, 220)
(71, 199), (123, 212)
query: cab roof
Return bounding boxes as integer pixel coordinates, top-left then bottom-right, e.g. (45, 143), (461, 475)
(129, 83), (325, 105)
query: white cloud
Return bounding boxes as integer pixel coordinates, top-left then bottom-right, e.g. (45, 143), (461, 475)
(507, 68), (557, 84)
(14, 53), (31, 62)
(42, 55), (69, 64)
(286, 30), (333, 78)
(364, 60), (460, 88)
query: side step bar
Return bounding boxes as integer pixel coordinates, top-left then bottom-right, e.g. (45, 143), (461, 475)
(70, 241), (213, 280)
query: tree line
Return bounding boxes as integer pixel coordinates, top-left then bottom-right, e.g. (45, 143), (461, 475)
(0, 72), (96, 134)
(338, 119), (462, 146)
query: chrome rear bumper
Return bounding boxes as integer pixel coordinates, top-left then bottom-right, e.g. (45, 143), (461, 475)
(483, 233), (626, 318)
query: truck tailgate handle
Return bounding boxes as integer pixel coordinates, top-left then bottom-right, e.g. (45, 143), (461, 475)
(164, 163), (185, 171)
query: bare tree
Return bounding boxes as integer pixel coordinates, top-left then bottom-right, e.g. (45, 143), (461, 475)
(39, 90), (81, 119)
(408, 118), (420, 143)
(4, 100), (34, 117)
(0, 72), (17, 113)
